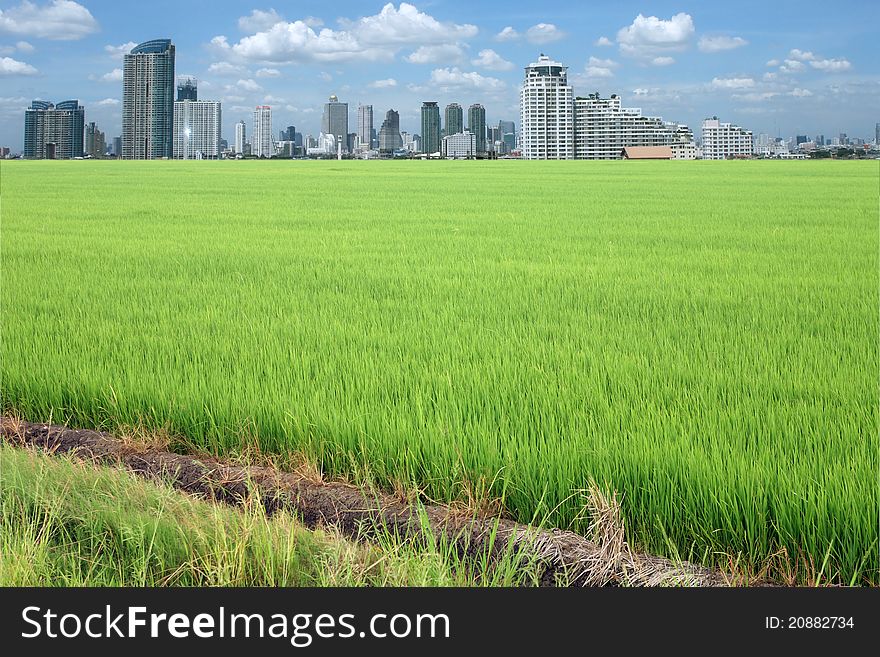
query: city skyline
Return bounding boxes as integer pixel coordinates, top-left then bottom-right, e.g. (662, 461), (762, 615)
(0, 1), (877, 150)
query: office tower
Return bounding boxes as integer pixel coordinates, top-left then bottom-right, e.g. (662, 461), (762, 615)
(122, 39), (175, 159)
(235, 120), (246, 154)
(420, 102), (441, 154)
(445, 103), (463, 137)
(816, 134), (824, 146)
(173, 99), (221, 159)
(252, 106), (273, 157)
(357, 104), (373, 149)
(796, 135), (808, 145)
(520, 54), (574, 159)
(378, 109), (402, 153)
(467, 104), (487, 154)
(573, 93), (694, 159)
(286, 125), (295, 144)
(113, 136), (122, 157)
(177, 76), (197, 102)
(498, 120), (516, 153)
(23, 99), (84, 159)
(84, 121), (106, 158)
(486, 126), (500, 152)
(701, 117), (753, 160)
(322, 94), (349, 153)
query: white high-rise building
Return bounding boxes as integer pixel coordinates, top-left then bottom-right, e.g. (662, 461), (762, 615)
(234, 120), (246, 154)
(574, 94), (694, 159)
(442, 131), (476, 159)
(701, 117), (753, 160)
(520, 54), (575, 159)
(172, 100), (221, 159)
(252, 105), (273, 158)
(357, 104), (373, 150)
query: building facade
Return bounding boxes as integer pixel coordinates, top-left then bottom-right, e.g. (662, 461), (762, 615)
(234, 120), (246, 154)
(252, 105), (273, 158)
(443, 131), (476, 159)
(177, 76), (197, 101)
(23, 99), (84, 159)
(173, 100), (221, 159)
(520, 54), (574, 160)
(122, 39), (175, 159)
(574, 93), (695, 160)
(420, 102), (441, 155)
(701, 117), (753, 159)
(357, 104), (373, 150)
(322, 95), (349, 153)
(467, 104), (487, 154)
(444, 103), (463, 138)
(378, 109), (402, 153)
(85, 121), (106, 158)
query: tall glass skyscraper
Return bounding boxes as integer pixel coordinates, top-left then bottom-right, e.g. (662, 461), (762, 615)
(468, 104), (487, 154)
(176, 76), (198, 101)
(357, 104), (373, 150)
(23, 99), (84, 159)
(122, 39), (175, 159)
(378, 109), (402, 153)
(444, 103), (463, 137)
(322, 95), (349, 153)
(420, 102), (441, 154)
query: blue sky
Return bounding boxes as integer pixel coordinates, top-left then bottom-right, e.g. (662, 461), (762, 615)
(1, 0), (877, 149)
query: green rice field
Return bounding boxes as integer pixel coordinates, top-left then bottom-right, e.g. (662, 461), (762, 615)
(2, 159), (877, 584)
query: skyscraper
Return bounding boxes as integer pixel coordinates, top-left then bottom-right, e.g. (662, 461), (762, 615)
(177, 76), (197, 101)
(252, 106), (273, 158)
(498, 120), (516, 153)
(173, 99), (221, 159)
(322, 95), (349, 153)
(467, 104), (487, 154)
(122, 39), (175, 159)
(113, 136), (122, 157)
(378, 109), (402, 153)
(421, 102), (441, 154)
(85, 121), (106, 158)
(286, 125), (296, 143)
(357, 104), (373, 149)
(23, 99), (84, 159)
(234, 120), (246, 154)
(445, 103), (463, 136)
(520, 54), (574, 160)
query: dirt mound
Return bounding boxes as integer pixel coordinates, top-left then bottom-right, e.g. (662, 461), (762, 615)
(1, 417), (727, 587)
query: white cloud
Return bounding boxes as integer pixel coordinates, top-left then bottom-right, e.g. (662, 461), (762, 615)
(583, 56), (618, 78)
(213, 4), (479, 65)
(525, 23), (565, 44)
(96, 97), (120, 106)
(788, 49), (815, 61)
(238, 9), (284, 32)
(100, 68), (123, 82)
(318, 71), (332, 81)
(429, 67), (505, 91)
(0, 0), (98, 40)
(651, 56), (675, 66)
(255, 67), (281, 77)
(262, 94), (284, 103)
(732, 91), (779, 102)
(236, 78), (262, 92)
(762, 72), (777, 82)
(788, 88), (813, 97)
(223, 94), (244, 102)
(495, 26), (519, 42)
(766, 59), (779, 67)
(405, 43), (466, 65)
(810, 57), (851, 72)
(369, 78), (397, 88)
(779, 59), (805, 73)
(698, 35), (747, 53)
(711, 76), (755, 89)
(15, 40), (33, 52)
(208, 61), (246, 76)
(0, 55), (37, 75)
(471, 48), (513, 71)
(104, 41), (137, 60)
(595, 36), (613, 47)
(632, 87), (649, 95)
(617, 13), (694, 61)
